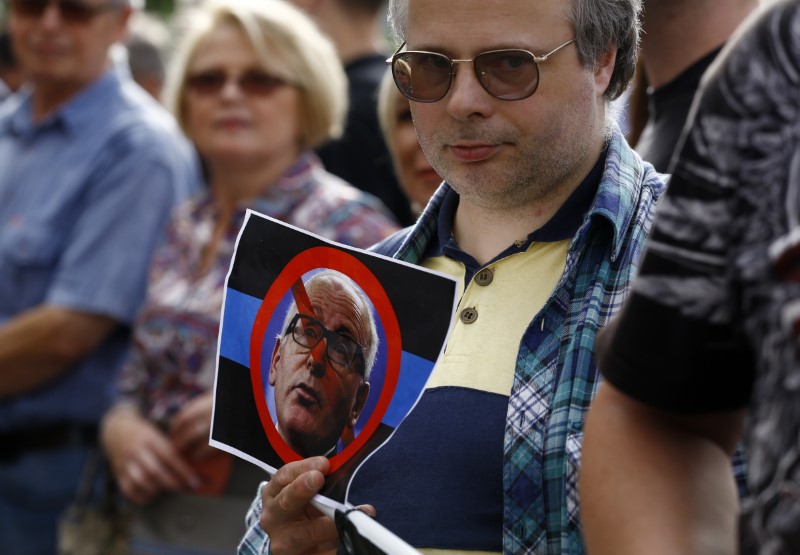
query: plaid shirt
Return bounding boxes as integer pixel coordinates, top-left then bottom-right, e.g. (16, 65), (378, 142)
(238, 127), (666, 555)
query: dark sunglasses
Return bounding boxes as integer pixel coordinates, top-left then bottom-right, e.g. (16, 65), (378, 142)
(10, 0), (116, 24)
(386, 39), (575, 103)
(186, 69), (289, 97)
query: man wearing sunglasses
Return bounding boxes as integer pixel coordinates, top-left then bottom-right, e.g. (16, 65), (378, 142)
(269, 270), (376, 458)
(240, 0), (666, 553)
(0, 0), (196, 552)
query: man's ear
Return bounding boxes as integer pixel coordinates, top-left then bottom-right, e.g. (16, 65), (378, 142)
(347, 381), (371, 428)
(594, 43), (617, 96)
(269, 338), (282, 387)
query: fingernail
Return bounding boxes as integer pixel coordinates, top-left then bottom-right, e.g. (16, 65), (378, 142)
(306, 472), (322, 490)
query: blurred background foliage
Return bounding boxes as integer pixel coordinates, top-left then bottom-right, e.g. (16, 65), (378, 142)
(145, 0), (177, 17)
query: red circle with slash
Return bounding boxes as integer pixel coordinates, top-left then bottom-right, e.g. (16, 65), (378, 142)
(249, 246), (401, 471)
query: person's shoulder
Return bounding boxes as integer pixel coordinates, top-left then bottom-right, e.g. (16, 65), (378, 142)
(605, 128), (668, 198)
(312, 167), (393, 211)
(99, 81), (197, 174)
(84, 75), (198, 195)
(592, 131), (668, 260)
(368, 226), (415, 256)
(0, 92), (19, 120)
(718, 0), (800, 89)
(117, 85), (185, 139)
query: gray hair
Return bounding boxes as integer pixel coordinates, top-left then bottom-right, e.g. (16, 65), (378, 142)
(387, 0), (642, 101)
(279, 270), (379, 381)
(163, 0), (347, 149)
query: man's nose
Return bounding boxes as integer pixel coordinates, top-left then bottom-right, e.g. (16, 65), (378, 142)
(41, 2), (64, 28)
(446, 63), (495, 120)
(307, 338), (327, 378)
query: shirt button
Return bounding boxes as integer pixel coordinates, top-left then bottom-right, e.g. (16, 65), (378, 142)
(475, 268), (494, 286)
(460, 307), (478, 324)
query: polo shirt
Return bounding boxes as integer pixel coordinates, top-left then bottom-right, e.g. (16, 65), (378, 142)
(346, 153), (604, 552)
(238, 125), (667, 555)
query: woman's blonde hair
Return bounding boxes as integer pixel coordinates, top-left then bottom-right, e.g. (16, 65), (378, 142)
(162, 0), (348, 150)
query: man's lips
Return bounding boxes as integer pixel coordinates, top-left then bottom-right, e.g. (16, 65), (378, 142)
(449, 143), (502, 162)
(32, 43), (68, 57)
(292, 383), (321, 408)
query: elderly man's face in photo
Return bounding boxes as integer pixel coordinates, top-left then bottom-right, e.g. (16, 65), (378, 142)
(269, 278), (371, 456)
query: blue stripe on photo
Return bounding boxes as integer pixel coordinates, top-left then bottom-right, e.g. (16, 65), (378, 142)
(219, 287), (436, 428)
(383, 351), (435, 427)
(219, 288), (261, 368)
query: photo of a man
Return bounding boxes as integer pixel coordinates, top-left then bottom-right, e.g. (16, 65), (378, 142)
(268, 270), (378, 457)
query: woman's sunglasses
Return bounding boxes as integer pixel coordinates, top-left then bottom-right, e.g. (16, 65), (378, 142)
(186, 70), (289, 97)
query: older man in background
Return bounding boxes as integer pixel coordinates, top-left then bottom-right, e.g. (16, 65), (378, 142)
(0, 0), (196, 551)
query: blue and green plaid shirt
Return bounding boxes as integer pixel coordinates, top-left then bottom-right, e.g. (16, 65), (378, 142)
(238, 126), (666, 555)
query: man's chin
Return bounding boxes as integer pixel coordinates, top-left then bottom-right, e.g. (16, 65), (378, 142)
(283, 428), (336, 457)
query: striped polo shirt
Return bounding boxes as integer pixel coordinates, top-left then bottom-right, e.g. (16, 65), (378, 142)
(347, 152), (605, 553)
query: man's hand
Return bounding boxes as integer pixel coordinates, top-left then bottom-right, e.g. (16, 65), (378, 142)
(101, 407), (201, 504)
(261, 457), (376, 555)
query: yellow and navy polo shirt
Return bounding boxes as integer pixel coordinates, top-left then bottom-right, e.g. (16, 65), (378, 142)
(349, 154), (604, 553)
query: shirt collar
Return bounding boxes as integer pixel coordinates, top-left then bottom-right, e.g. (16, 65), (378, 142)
(57, 64), (127, 135)
(432, 145), (607, 261)
(586, 125), (650, 262)
(1, 64), (125, 138)
(0, 87), (33, 136)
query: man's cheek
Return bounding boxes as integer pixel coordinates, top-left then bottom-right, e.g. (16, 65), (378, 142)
(319, 374), (341, 402)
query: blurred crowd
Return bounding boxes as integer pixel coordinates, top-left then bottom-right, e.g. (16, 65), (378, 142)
(0, 0), (796, 554)
(0, 0), (438, 552)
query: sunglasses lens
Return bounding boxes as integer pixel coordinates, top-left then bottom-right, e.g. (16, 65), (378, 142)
(11, 0), (105, 22)
(187, 71), (226, 95)
(474, 50), (539, 100)
(392, 52), (452, 102)
(187, 70), (287, 96)
(11, 0), (48, 18)
(239, 71), (286, 96)
(58, 0), (101, 23)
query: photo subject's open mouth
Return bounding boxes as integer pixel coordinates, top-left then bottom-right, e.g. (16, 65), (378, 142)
(293, 383), (322, 408)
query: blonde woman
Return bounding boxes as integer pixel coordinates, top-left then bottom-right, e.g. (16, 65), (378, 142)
(100, 0), (398, 551)
(377, 68), (443, 217)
